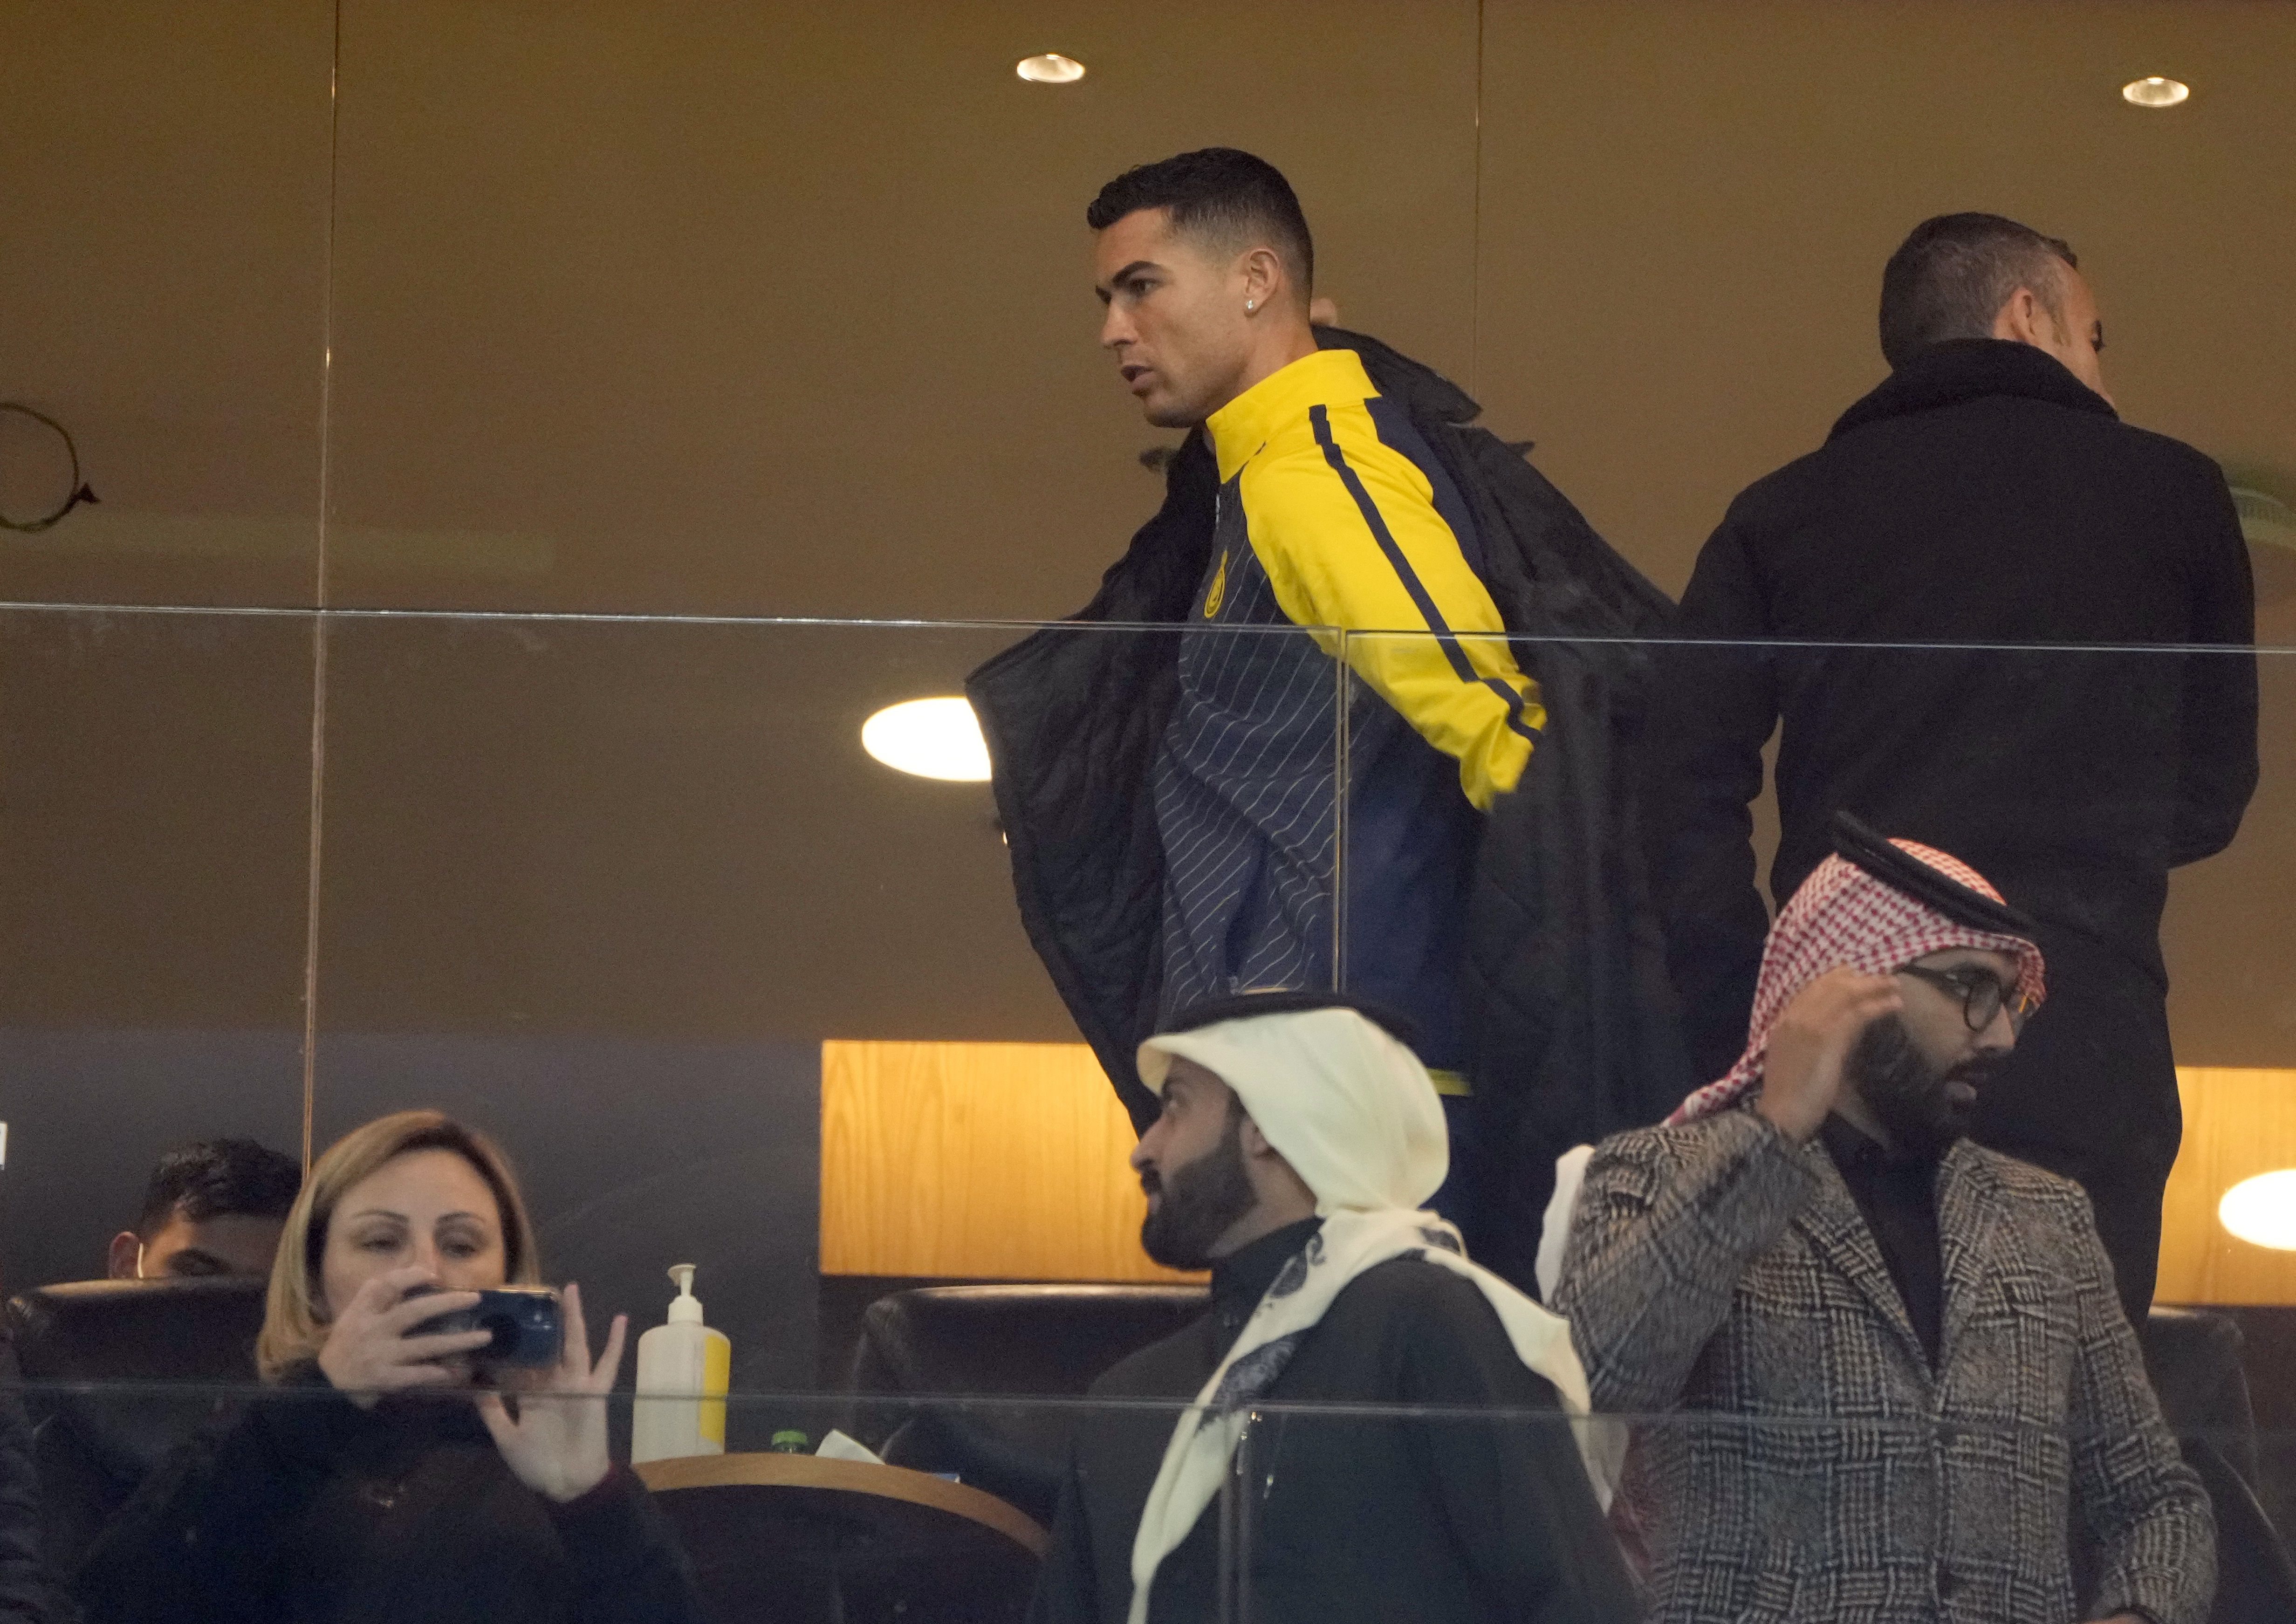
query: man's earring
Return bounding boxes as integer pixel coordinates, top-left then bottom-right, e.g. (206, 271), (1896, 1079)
(1246, 300), (1256, 311)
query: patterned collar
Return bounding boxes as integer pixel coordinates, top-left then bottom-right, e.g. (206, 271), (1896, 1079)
(1209, 1217), (1324, 1353)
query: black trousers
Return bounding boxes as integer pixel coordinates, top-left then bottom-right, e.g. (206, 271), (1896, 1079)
(1973, 923), (2181, 1328)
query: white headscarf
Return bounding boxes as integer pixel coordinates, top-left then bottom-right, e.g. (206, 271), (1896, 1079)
(1124, 1005), (1606, 1624)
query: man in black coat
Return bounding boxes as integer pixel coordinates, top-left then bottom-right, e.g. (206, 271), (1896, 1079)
(971, 153), (1686, 1284)
(1029, 992), (1636, 1624)
(1643, 212), (2257, 1323)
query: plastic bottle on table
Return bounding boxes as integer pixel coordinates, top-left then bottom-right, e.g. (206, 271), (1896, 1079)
(630, 1263), (731, 1465)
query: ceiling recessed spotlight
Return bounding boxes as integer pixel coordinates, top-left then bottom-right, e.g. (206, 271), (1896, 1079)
(1017, 53), (1086, 85)
(862, 697), (992, 782)
(2121, 76), (2190, 109)
(2219, 1169), (2296, 1251)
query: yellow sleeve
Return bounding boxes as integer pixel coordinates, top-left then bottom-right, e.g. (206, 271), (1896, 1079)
(1237, 406), (1545, 810)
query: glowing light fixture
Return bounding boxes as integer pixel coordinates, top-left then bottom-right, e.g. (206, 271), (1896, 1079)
(2121, 76), (2190, 109)
(1016, 53), (1086, 84)
(2219, 1169), (2296, 1250)
(862, 697), (991, 782)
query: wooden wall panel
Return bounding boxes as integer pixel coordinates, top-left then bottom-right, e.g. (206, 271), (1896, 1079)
(820, 1040), (1199, 1283)
(2157, 1067), (2296, 1307)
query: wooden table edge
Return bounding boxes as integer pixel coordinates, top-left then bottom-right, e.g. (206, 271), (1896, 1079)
(633, 1452), (1049, 1556)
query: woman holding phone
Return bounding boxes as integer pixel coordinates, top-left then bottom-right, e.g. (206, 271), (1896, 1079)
(78, 1110), (705, 1624)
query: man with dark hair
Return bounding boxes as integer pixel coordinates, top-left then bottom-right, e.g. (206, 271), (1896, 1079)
(1640, 211), (2256, 1322)
(1031, 992), (1636, 1624)
(1554, 822), (2214, 1624)
(1878, 212), (2097, 379)
(1082, 147), (1317, 380)
(1075, 147), (1541, 1059)
(106, 1138), (301, 1281)
(972, 150), (1684, 1276)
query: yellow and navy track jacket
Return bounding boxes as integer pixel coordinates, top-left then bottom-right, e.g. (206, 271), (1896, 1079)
(1153, 348), (1546, 1067)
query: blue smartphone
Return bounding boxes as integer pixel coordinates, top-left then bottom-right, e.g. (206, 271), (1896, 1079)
(407, 1284), (563, 1367)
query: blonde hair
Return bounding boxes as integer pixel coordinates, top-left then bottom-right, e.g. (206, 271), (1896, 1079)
(257, 1110), (541, 1380)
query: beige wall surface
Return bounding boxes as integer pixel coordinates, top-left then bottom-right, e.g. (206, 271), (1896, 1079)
(0, 1), (332, 607)
(320, 0), (1480, 618)
(1, 1), (2292, 1074)
(1478, 0), (2296, 601)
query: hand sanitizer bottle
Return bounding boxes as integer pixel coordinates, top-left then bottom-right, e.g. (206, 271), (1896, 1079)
(631, 1264), (731, 1464)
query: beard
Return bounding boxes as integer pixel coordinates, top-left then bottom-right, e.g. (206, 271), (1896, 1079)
(1846, 1014), (2001, 1160)
(1138, 1114), (1258, 1270)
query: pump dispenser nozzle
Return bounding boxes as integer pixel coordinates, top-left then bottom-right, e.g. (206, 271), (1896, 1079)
(633, 1262), (730, 1463)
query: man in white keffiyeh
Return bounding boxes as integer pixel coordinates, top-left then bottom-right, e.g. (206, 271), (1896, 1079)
(1028, 991), (1636, 1624)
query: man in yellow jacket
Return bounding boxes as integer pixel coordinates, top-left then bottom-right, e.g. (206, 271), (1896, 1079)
(1088, 148), (1542, 1091)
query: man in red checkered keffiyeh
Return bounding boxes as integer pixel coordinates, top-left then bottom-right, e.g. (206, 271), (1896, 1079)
(1668, 830), (2047, 1126)
(1544, 818), (2214, 1624)
(1534, 816), (2050, 1298)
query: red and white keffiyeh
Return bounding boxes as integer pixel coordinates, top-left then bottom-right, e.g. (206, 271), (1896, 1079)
(1666, 838), (2048, 1126)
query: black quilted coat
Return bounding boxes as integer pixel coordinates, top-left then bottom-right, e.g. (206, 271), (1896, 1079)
(967, 330), (1690, 1284)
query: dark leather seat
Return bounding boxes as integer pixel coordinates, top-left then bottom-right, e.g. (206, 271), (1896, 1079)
(2141, 1306), (2296, 1624)
(6, 1277), (269, 1576)
(847, 1284), (1207, 1525)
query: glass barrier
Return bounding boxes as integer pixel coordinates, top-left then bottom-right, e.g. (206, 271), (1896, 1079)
(2, 1377), (2289, 1623)
(0, 605), (317, 1291)
(0, 603), (1349, 1400)
(1225, 1402), (2292, 1624)
(302, 610), (1343, 1403)
(3, 1378), (1165, 1622)
(1341, 629), (2296, 1316)
(0, 610), (2289, 1620)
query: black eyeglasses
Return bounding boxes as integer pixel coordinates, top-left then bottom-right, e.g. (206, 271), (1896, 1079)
(1898, 964), (2030, 1033)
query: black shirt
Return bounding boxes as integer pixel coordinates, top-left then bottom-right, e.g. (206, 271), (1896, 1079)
(1208, 1218), (1323, 1354)
(1820, 1116), (1946, 1367)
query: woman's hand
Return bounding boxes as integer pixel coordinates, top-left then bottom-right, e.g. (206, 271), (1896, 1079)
(315, 1267), (492, 1408)
(475, 1282), (629, 1504)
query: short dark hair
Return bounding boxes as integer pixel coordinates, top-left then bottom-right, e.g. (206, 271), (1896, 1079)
(1086, 147), (1314, 296)
(1878, 212), (2078, 370)
(135, 1138), (302, 1240)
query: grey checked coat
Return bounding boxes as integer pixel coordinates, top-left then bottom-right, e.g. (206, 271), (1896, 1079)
(1555, 1108), (2213, 1624)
